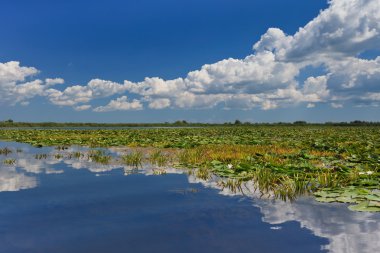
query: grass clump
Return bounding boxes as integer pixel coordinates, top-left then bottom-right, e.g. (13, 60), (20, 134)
(88, 150), (111, 164)
(3, 159), (16, 165)
(0, 147), (12, 155)
(122, 151), (143, 168)
(149, 150), (168, 167)
(35, 154), (48, 159)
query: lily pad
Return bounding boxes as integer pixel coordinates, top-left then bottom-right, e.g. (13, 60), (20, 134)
(315, 197), (337, 203)
(348, 201), (380, 212)
(335, 196), (356, 203)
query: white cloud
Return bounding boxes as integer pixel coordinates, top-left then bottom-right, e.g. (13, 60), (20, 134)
(261, 100), (278, 110)
(302, 76), (330, 102)
(0, 61), (38, 82)
(148, 98), (171, 109)
(93, 96), (143, 112)
(46, 78), (129, 107)
(74, 105), (91, 111)
(255, 0), (380, 61)
(364, 92), (380, 101)
(331, 102), (343, 108)
(184, 51), (299, 94)
(45, 78), (64, 86)
(0, 61), (49, 105)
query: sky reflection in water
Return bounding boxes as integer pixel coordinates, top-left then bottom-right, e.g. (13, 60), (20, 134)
(0, 142), (378, 253)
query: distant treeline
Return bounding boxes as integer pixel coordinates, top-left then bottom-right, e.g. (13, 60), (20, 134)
(1, 119), (380, 127)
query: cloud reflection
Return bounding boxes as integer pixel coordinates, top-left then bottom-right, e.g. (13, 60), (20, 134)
(0, 142), (379, 253)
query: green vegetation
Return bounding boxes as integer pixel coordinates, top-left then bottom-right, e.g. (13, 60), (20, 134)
(1, 120), (380, 128)
(0, 125), (379, 211)
(3, 158), (16, 165)
(149, 150), (169, 167)
(35, 154), (48, 159)
(315, 187), (380, 212)
(87, 150), (111, 164)
(0, 147), (12, 155)
(122, 151), (143, 168)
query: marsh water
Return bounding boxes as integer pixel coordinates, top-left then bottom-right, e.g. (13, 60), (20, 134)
(0, 142), (379, 253)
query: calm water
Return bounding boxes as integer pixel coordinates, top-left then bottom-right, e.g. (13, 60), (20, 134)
(0, 142), (379, 253)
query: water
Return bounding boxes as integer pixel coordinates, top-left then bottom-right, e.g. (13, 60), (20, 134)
(0, 142), (379, 253)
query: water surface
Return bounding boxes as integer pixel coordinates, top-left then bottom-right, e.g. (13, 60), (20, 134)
(0, 142), (378, 253)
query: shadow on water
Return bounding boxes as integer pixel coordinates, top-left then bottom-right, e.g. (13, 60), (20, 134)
(0, 142), (378, 253)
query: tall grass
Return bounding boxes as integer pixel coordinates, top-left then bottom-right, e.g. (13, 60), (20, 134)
(0, 147), (12, 155)
(88, 150), (111, 164)
(122, 151), (143, 168)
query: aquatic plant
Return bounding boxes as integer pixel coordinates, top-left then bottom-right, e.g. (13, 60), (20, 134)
(122, 151), (143, 168)
(35, 154), (48, 159)
(54, 153), (63, 159)
(55, 146), (69, 151)
(149, 150), (168, 167)
(3, 158), (16, 165)
(314, 187), (380, 212)
(73, 151), (83, 159)
(195, 167), (211, 180)
(218, 179), (244, 194)
(0, 147), (12, 155)
(88, 150), (111, 164)
(0, 126), (379, 211)
(153, 168), (167, 175)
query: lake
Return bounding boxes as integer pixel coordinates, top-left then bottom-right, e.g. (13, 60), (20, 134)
(0, 142), (378, 253)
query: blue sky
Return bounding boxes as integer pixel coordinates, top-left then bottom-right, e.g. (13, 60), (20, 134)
(1, 0), (379, 123)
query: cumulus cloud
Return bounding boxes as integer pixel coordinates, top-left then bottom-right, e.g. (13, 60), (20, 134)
(331, 102), (343, 108)
(45, 78), (64, 86)
(0, 61), (62, 105)
(46, 79), (128, 106)
(74, 105), (91, 111)
(1, 0), (379, 111)
(255, 0), (380, 61)
(93, 96), (143, 112)
(148, 98), (171, 109)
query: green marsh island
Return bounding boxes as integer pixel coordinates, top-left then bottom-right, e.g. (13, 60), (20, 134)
(1, 124), (379, 212)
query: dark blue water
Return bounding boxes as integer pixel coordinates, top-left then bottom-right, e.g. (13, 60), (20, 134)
(0, 142), (378, 253)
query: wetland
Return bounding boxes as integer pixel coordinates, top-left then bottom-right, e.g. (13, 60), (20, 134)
(0, 126), (379, 252)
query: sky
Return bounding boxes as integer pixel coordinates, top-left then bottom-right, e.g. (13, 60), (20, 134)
(1, 0), (379, 123)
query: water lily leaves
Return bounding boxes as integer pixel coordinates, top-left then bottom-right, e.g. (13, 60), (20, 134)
(314, 191), (340, 198)
(335, 196), (357, 203)
(364, 194), (380, 202)
(314, 187), (380, 212)
(210, 161), (235, 176)
(315, 197), (337, 203)
(348, 201), (380, 212)
(358, 179), (379, 186)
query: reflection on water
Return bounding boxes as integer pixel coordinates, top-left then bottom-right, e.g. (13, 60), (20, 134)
(187, 176), (380, 253)
(0, 168), (36, 192)
(0, 142), (379, 253)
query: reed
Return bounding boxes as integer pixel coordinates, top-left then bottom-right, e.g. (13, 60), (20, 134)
(3, 159), (16, 165)
(88, 150), (111, 164)
(0, 147), (12, 155)
(149, 150), (168, 167)
(122, 151), (143, 168)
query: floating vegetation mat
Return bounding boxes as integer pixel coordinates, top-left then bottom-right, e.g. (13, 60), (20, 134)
(314, 187), (380, 212)
(0, 126), (379, 212)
